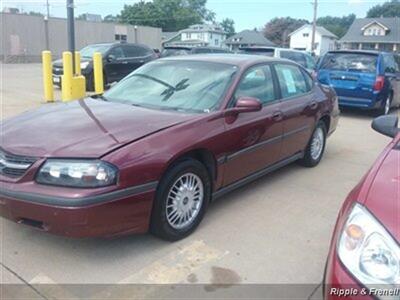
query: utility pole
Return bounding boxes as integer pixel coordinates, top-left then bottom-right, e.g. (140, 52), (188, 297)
(44, 0), (50, 50)
(311, 0), (318, 56)
(67, 0), (76, 73)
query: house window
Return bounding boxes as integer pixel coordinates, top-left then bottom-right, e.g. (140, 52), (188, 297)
(115, 34), (127, 41)
(215, 39), (219, 46)
(303, 33), (309, 37)
(186, 33), (191, 39)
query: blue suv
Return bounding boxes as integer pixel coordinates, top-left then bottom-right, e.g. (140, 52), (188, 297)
(317, 50), (400, 115)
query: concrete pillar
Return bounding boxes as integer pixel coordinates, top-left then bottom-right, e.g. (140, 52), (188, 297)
(394, 44), (397, 52)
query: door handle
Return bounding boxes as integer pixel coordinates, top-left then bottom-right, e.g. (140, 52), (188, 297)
(272, 111), (283, 121)
(121, 61), (129, 64)
(308, 101), (318, 109)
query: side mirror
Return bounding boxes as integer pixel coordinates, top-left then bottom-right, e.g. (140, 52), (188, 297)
(107, 54), (116, 62)
(372, 115), (399, 138)
(233, 97), (262, 113)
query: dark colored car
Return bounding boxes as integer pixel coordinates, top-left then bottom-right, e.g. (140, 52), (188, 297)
(160, 46), (231, 57)
(324, 115), (400, 299)
(1, 55), (339, 241)
(239, 46), (316, 73)
(52, 42), (157, 91)
(317, 50), (400, 115)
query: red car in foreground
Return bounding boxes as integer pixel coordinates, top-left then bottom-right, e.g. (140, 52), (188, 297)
(324, 115), (400, 299)
(0, 55), (339, 240)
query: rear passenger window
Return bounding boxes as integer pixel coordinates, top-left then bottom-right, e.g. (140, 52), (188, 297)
(235, 65), (276, 105)
(275, 64), (309, 99)
(123, 45), (150, 57)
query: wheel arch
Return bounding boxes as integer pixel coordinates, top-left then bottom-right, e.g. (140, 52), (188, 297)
(161, 148), (218, 190)
(319, 115), (331, 133)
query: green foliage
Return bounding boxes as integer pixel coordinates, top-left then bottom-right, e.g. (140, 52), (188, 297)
(263, 17), (309, 47)
(316, 14), (356, 38)
(367, 0), (400, 18)
(119, 0), (215, 31)
(103, 15), (119, 23)
(221, 18), (235, 37)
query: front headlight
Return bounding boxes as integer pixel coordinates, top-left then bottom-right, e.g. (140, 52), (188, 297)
(80, 61), (90, 69)
(36, 159), (118, 188)
(338, 203), (400, 286)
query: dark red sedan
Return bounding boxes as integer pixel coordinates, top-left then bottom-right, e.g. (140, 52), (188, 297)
(0, 55), (339, 240)
(324, 115), (400, 299)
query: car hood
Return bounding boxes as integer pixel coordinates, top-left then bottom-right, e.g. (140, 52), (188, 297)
(364, 148), (400, 242)
(1, 99), (194, 158)
(53, 57), (91, 67)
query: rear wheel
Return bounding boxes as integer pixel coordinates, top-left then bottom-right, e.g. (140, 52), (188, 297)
(381, 94), (392, 116)
(150, 159), (211, 241)
(299, 121), (327, 168)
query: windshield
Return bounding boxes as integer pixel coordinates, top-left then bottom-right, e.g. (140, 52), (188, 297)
(80, 44), (110, 58)
(320, 53), (378, 73)
(104, 60), (238, 113)
(161, 49), (191, 57)
(239, 49), (274, 57)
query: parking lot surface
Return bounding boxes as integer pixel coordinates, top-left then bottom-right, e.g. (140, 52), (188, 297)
(0, 63), (396, 298)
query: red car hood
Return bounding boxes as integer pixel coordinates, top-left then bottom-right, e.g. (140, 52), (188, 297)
(1, 99), (193, 158)
(364, 147), (400, 242)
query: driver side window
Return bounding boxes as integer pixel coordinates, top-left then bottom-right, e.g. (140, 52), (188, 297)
(108, 46), (125, 59)
(234, 65), (276, 106)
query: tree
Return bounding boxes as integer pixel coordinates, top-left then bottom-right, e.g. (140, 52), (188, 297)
(317, 14), (355, 38)
(263, 17), (308, 47)
(119, 0), (215, 32)
(77, 14), (87, 21)
(103, 14), (119, 23)
(221, 18), (235, 37)
(367, 0), (400, 18)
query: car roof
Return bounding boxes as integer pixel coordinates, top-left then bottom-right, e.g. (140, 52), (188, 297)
(159, 54), (288, 67)
(240, 46), (310, 54)
(325, 50), (382, 56)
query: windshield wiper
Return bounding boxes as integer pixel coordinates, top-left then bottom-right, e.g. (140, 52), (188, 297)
(160, 78), (190, 101)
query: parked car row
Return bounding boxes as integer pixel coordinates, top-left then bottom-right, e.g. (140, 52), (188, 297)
(52, 43), (400, 118)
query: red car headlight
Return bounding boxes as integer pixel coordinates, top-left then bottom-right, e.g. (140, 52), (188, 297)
(338, 203), (400, 286)
(36, 159), (118, 188)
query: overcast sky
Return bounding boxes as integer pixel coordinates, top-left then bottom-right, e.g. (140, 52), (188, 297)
(2, 0), (387, 31)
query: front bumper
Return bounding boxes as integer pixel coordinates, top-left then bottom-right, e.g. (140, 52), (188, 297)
(0, 182), (157, 238)
(338, 94), (382, 110)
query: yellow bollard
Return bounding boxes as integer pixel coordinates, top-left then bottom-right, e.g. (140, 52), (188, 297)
(74, 51), (81, 76)
(61, 51), (86, 101)
(93, 52), (104, 94)
(42, 51), (54, 102)
(61, 51), (74, 102)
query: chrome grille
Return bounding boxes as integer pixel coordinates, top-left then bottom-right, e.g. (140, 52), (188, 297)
(0, 149), (37, 178)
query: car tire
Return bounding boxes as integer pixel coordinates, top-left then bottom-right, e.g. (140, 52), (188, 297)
(377, 94), (392, 116)
(86, 72), (107, 92)
(150, 158), (211, 241)
(86, 72), (95, 92)
(299, 121), (327, 168)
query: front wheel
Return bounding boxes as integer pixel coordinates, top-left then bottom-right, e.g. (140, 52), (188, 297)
(299, 121), (327, 168)
(150, 159), (211, 241)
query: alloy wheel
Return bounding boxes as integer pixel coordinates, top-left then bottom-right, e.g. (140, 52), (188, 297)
(310, 127), (324, 161)
(166, 173), (204, 230)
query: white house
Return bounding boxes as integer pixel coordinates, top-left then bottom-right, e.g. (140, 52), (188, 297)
(289, 24), (337, 56)
(163, 24), (227, 48)
(340, 18), (400, 52)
